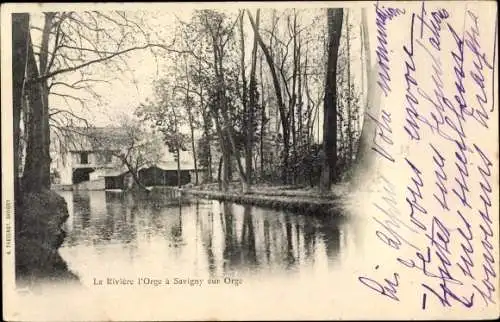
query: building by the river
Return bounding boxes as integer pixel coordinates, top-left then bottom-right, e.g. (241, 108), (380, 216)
(50, 127), (204, 190)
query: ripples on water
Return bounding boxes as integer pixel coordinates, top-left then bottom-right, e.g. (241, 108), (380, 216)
(56, 190), (360, 284)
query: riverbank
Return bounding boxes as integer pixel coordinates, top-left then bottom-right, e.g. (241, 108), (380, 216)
(15, 189), (79, 285)
(168, 183), (349, 218)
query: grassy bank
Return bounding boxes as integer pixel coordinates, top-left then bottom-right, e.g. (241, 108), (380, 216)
(168, 183), (348, 218)
(15, 189), (79, 285)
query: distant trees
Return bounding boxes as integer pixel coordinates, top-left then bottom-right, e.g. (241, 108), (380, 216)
(162, 10), (252, 192)
(332, 10), (362, 178)
(136, 7), (370, 192)
(136, 77), (190, 188)
(248, 10), (293, 184)
(13, 7), (381, 197)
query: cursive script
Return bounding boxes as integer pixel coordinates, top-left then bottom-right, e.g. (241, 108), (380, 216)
(358, 1), (497, 311)
(374, 0), (406, 96)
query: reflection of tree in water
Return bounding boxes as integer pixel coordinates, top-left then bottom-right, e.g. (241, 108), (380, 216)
(197, 202), (217, 276)
(220, 203), (260, 272)
(63, 192), (90, 246)
(169, 198), (183, 245)
(118, 199), (139, 244)
(222, 203), (240, 268)
(303, 218), (317, 262)
(295, 221), (301, 263)
(73, 192), (91, 230)
(241, 205), (258, 267)
(319, 217), (342, 264)
(100, 194), (123, 242)
(149, 201), (165, 231)
(65, 190), (349, 277)
(263, 219), (271, 263)
(284, 215), (296, 268)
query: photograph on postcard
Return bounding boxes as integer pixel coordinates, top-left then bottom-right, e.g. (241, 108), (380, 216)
(2, 1), (499, 320)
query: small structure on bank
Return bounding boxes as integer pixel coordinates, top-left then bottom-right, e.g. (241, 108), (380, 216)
(102, 164), (193, 190)
(50, 127), (204, 190)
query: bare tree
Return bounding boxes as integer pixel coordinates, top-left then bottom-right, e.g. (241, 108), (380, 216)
(200, 10), (250, 193)
(244, 9), (260, 184)
(19, 11), (184, 193)
(248, 10), (290, 184)
(319, 8), (343, 191)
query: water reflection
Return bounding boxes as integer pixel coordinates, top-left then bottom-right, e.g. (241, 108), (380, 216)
(58, 190), (353, 280)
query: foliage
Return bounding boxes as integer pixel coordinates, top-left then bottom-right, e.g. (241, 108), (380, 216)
(89, 115), (164, 176)
(15, 7), (372, 194)
(136, 79), (189, 157)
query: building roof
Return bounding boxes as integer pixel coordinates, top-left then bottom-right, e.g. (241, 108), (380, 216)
(74, 127), (130, 151)
(51, 126), (131, 152)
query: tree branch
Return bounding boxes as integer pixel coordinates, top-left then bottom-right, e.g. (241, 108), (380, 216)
(31, 38), (187, 83)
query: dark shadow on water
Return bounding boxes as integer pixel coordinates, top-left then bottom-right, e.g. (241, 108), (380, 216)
(284, 214), (296, 268)
(170, 201), (183, 243)
(73, 192), (91, 230)
(241, 205), (258, 267)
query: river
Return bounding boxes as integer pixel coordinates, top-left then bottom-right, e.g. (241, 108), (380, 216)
(57, 190), (359, 283)
(15, 189), (366, 320)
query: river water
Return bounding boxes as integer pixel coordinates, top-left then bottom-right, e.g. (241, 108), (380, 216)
(57, 190), (360, 283)
(15, 189), (368, 320)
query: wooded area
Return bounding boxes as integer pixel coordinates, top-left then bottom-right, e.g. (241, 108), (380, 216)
(13, 8), (378, 199)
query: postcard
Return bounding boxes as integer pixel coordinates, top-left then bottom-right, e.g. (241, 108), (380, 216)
(2, 1), (499, 320)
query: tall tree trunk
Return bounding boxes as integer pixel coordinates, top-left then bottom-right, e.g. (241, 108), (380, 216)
(12, 13), (30, 201)
(346, 10), (353, 165)
(23, 13), (53, 192)
(359, 23), (365, 136)
(248, 10), (290, 184)
(217, 155), (223, 190)
(297, 42), (303, 149)
(320, 8), (343, 191)
(184, 56), (198, 185)
(176, 148), (181, 188)
(39, 13), (54, 189)
(213, 111), (229, 192)
(203, 109), (213, 182)
(210, 24), (249, 193)
(207, 139), (212, 181)
(304, 50), (313, 148)
(189, 121), (198, 185)
(259, 53), (266, 178)
(290, 11), (300, 185)
(219, 104), (249, 193)
(338, 99), (344, 164)
(304, 48), (312, 145)
(197, 56), (212, 182)
(239, 11), (252, 186)
(22, 38), (45, 192)
(222, 150), (231, 191)
(247, 9), (260, 185)
(121, 158), (149, 192)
